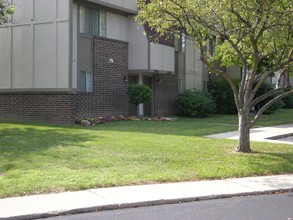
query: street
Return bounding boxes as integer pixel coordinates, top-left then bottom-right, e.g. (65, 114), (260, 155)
(41, 192), (293, 220)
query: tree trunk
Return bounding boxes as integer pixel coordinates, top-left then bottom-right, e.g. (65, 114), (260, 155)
(236, 112), (251, 153)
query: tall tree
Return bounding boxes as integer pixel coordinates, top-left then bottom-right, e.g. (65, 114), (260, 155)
(137, 0), (293, 153)
(0, 0), (13, 25)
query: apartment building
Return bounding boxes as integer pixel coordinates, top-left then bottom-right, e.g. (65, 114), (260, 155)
(0, 0), (208, 123)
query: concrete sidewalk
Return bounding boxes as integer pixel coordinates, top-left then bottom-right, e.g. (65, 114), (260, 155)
(1, 174), (293, 220)
(206, 124), (293, 145)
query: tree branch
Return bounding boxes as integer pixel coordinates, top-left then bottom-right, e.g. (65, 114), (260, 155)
(250, 86), (289, 108)
(250, 89), (293, 127)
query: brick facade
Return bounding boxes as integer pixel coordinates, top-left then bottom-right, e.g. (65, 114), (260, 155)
(153, 52), (179, 116)
(153, 74), (178, 116)
(0, 37), (181, 123)
(75, 37), (129, 118)
(0, 38), (129, 124)
(0, 94), (75, 124)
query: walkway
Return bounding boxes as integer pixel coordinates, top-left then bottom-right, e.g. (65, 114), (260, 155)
(206, 124), (293, 145)
(1, 175), (293, 219)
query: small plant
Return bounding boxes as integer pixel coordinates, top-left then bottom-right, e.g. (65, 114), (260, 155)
(127, 84), (152, 105)
(177, 89), (215, 118)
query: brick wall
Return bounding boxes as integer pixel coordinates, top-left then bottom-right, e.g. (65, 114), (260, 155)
(0, 94), (75, 124)
(0, 37), (181, 122)
(153, 56), (177, 116)
(0, 37), (129, 124)
(153, 52), (179, 116)
(75, 37), (129, 118)
(154, 74), (178, 116)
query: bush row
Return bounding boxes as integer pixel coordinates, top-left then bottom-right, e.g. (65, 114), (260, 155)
(176, 78), (292, 118)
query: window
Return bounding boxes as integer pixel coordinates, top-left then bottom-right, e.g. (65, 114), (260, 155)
(80, 71), (93, 92)
(175, 34), (186, 52)
(79, 6), (106, 37)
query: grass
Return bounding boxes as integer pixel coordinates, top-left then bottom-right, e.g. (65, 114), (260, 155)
(0, 109), (293, 198)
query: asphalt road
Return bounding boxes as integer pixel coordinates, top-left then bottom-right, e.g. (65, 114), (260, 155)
(41, 192), (293, 220)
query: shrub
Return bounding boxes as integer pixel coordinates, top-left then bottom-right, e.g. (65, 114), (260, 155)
(209, 78), (285, 114)
(208, 78), (239, 114)
(282, 89), (293, 109)
(177, 90), (215, 118)
(127, 84), (152, 105)
(254, 82), (284, 114)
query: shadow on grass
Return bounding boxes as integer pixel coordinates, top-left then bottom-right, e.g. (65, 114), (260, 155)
(0, 126), (106, 173)
(248, 150), (293, 175)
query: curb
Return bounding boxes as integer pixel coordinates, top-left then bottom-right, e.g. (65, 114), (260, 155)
(3, 188), (293, 220)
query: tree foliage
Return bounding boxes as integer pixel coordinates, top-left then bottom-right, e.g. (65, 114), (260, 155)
(0, 0), (13, 25)
(137, 0), (293, 152)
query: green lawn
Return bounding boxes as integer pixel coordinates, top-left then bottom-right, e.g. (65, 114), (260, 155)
(0, 109), (293, 198)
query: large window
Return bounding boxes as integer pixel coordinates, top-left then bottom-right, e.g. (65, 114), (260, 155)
(80, 71), (93, 92)
(79, 6), (106, 37)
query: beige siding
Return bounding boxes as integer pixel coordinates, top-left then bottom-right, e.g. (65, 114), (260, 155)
(34, 23), (57, 88)
(185, 40), (204, 90)
(128, 16), (148, 70)
(106, 12), (128, 41)
(150, 43), (161, 71)
(57, 22), (69, 88)
(12, 0), (32, 24)
(72, 2), (78, 89)
(150, 43), (175, 73)
(57, 0), (70, 18)
(107, 0), (123, 7)
(162, 46), (175, 72)
(0, 0), (71, 90)
(34, 0), (56, 21)
(86, 0), (137, 12)
(186, 74), (203, 91)
(185, 40), (196, 74)
(0, 28), (12, 88)
(11, 25), (33, 88)
(123, 0), (137, 11)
